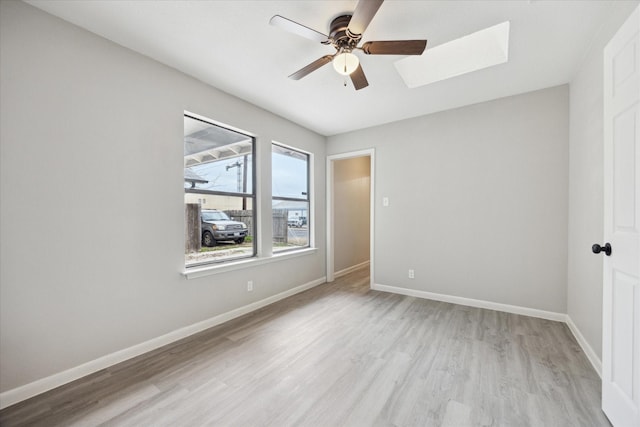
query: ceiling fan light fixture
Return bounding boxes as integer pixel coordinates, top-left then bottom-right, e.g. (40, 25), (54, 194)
(333, 52), (359, 75)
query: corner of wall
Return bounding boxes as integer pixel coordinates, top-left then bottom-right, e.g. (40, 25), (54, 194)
(565, 315), (602, 377)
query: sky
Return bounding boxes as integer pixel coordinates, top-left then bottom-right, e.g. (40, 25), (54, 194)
(186, 151), (307, 199)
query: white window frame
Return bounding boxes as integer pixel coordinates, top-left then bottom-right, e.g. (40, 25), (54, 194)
(271, 141), (313, 253)
(183, 113), (257, 268)
(181, 122), (317, 279)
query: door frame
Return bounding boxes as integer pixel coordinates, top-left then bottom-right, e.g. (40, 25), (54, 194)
(326, 149), (375, 286)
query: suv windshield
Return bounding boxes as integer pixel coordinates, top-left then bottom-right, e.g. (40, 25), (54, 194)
(202, 211), (230, 221)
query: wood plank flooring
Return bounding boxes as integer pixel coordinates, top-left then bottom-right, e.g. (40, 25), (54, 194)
(0, 266), (610, 426)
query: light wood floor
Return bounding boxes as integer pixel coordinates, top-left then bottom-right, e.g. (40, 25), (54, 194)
(0, 266), (610, 426)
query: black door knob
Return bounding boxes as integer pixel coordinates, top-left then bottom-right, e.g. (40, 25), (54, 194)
(592, 243), (612, 256)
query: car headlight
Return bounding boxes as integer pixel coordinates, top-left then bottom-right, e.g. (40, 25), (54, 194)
(217, 225), (226, 230)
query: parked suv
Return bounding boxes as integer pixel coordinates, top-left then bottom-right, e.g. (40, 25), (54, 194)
(201, 209), (248, 247)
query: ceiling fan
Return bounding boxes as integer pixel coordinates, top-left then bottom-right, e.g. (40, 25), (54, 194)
(270, 0), (427, 90)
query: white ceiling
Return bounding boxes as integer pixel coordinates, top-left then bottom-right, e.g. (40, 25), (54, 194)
(27, 0), (633, 136)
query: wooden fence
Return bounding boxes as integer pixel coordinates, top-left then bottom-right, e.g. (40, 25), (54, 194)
(185, 206), (290, 253)
(227, 209), (288, 243)
(225, 210), (254, 237)
(185, 204), (201, 253)
(272, 209), (288, 243)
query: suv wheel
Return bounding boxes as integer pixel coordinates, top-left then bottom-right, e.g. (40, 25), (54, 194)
(202, 231), (216, 247)
(234, 237), (245, 244)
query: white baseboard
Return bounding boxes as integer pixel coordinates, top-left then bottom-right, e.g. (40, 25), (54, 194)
(372, 283), (603, 378)
(0, 276), (326, 410)
(372, 283), (566, 321)
(334, 260), (370, 278)
(565, 315), (602, 377)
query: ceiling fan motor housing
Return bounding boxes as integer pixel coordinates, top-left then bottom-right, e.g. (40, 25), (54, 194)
(329, 15), (361, 52)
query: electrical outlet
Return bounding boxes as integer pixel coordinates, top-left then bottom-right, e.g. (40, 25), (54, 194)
(247, 280), (253, 292)
(383, 197), (390, 207)
(408, 269), (415, 279)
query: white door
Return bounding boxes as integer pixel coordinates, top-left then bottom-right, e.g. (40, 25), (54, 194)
(602, 5), (640, 426)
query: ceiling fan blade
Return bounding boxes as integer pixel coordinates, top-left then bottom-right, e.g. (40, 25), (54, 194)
(348, 0), (384, 36)
(288, 55), (334, 80)
(350, 64), (369, 90)
(270, 15), (329, 44)
(362, 40), (427, 55)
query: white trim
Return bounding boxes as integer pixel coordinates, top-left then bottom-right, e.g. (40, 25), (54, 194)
(0, 276), (326, 410)
(334, 260), (371, 278)
(309, 150), (315, 250)
(326, 149), (375, 287)
(372, 283), (566, 321)
(565, 315), (602, 378)
(369, 152), (375, 288)
(271, 139), (315, 250)
(326, 157), (334, 283)
(183, 247), (317, 279)
(184, 110), (257, 138)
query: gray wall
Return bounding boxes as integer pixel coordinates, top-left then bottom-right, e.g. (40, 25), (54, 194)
(334, 157), (371, 273)
(0, 1), (326, 394)
(328, 86), (570, 313)
(567, 1), (639, 362)
(3, 0), (638, 401)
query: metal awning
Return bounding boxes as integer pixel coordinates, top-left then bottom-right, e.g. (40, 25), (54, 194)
(184, 116), (252, 168)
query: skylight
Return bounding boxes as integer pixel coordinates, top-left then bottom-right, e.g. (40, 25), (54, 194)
(394, 21), (510, 88)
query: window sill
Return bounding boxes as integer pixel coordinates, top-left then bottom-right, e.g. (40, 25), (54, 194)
(182, 247), (318, 280)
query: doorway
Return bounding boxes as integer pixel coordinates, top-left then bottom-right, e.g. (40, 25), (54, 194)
(326, 149), (374, 286)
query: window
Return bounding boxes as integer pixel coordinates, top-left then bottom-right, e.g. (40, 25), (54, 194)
(184, 114), (255, 266)
(272, 143), (310, 252)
